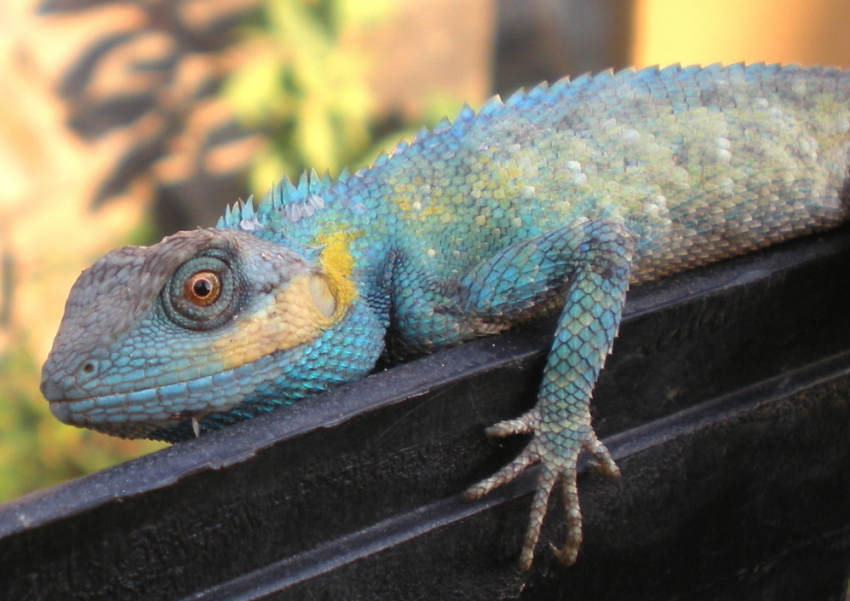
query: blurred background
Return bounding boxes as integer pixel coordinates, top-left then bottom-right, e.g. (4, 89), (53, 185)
(1, 0), (850, 503)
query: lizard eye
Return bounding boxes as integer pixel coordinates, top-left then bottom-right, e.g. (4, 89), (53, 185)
(162, 250), (242, 330)
(183, 270), (221, 306)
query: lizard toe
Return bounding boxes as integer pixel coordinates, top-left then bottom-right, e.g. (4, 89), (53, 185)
(484, 408), (539, 438)
(464, 441), (539, 500)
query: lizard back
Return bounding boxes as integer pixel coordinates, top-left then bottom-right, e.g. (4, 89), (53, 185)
(236, 63), (850, 284)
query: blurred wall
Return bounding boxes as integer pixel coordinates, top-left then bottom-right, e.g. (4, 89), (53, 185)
(633, 0), (850, 68)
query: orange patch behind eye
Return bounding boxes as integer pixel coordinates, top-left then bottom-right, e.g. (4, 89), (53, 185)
(211, 273), (347, 371)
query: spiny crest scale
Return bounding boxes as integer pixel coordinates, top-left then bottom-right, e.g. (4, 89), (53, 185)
(433, 117), (451, 133)
(526, 81), (550, 100)
(218, 196), (263, 230)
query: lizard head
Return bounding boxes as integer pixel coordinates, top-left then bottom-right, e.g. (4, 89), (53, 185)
(41, 228), (384, 441)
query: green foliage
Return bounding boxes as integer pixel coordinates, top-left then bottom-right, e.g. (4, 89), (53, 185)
(224, 0), (465, 196)
(226, 0), (388, 193)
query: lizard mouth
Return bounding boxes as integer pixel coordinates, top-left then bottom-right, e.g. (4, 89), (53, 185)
(48, 400), (72, 423)
(48, 397), (177, 439)
(42, 341), (324, 440)
(45, 365), (253, 436)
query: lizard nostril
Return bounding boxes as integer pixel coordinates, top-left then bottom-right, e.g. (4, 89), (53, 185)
(81, 361), (97, 376)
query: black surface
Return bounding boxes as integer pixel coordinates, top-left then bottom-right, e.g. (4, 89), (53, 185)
(1, 229), (849, 600)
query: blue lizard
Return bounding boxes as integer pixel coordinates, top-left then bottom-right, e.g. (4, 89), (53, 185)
(41, 64), (850, 568)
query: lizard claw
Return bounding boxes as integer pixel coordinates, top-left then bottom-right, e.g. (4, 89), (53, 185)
(464, 434), (556, 570)
(585, 434), (620, 478)
(547, 434), (619, 567)
(550, 541), (580, 566)
(548, 470), (584, 566)
(467, 421), (619, 569)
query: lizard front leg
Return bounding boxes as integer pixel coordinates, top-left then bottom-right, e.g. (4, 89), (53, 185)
(462, 218), (635, 569)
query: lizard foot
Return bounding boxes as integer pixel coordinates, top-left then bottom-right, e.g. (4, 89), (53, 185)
(465, 409), (619, 569)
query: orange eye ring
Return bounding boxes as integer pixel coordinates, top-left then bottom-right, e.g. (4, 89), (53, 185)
(183, 270), (222, 306)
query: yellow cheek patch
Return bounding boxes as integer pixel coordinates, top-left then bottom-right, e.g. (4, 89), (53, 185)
(211, 273), (346, 371)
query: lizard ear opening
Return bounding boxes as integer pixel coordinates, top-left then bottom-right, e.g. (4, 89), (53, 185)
(308, 273), (337, 318)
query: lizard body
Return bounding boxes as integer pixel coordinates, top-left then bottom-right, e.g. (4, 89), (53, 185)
(42, 64), (850, 568)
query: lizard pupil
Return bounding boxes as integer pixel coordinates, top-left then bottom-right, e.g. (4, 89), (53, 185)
(194, 280), (211, 297)
(184, 271), (221, 306)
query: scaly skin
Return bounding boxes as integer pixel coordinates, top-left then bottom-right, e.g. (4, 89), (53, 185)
(42, 64), (850, 568)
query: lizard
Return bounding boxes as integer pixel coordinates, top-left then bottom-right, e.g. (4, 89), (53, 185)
(41, 63), (850, 570)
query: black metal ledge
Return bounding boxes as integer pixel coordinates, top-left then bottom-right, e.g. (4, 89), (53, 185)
(1, 229), (850, 601)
